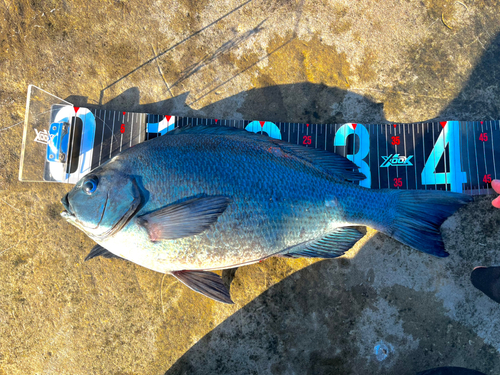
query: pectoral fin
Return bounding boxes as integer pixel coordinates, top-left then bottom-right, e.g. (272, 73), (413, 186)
(277, 227), (364, 258)
(137, 196), (232, 241)
(171, 270), (233, 304)
(84, 244), (126, 262)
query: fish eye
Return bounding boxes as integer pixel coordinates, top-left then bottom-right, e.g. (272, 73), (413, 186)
(82, 175), (99, 195)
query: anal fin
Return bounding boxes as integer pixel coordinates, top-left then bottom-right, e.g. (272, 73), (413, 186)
(171, 270), (233, 304)
(277, 227), (364, 258)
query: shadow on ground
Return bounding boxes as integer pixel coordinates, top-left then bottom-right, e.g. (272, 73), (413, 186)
(164, 235), (499, 375)
(67, 80), (385, 127)
(68, 28), (500, 124)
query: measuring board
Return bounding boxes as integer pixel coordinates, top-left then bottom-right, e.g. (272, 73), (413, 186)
(19, 86), (500, 195)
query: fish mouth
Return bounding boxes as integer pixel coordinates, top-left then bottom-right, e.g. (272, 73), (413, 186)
(61, 210), (74, 220)
(60, 193), (108, 230)
(61, 194), (74, 216)
(60, 178), (142, 241)
(61, 194), (77, 223)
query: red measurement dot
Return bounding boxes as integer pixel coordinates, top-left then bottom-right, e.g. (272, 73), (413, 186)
(122, 112), (126, 115)
(393, 124), (397, 128)
(306, 123), (309, 127)
(481, 121), (484, 124)
(215, 119), (218, 123)
(120, 124), (125, 133)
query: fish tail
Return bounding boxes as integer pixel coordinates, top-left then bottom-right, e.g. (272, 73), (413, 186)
(376, 190), (472, 257)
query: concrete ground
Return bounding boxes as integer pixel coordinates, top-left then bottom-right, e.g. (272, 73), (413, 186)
(1, 0), (500, 374)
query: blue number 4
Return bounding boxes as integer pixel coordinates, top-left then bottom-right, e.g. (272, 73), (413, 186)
(421, 122), (467, 192)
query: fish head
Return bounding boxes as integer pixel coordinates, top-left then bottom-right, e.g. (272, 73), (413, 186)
(61, 167), (142, 240)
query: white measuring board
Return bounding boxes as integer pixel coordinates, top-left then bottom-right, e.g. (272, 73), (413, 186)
(19, 86), (500, 195)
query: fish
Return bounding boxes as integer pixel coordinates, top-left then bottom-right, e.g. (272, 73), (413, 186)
(61, 126), (472, 304)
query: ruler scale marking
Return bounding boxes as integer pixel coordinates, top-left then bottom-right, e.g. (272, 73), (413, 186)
(491, 121), (497, 178)
(129, 113), (134, 148)
(482, 122), (488, 193)
(324, 124), (327, 151)
(459, 121), (465, 193)
(466, 122), (472, 192)
(422, 123), (426, 190)
(395, 125), (399, 182)
(404, 124), (408, 189)
(412, 124), (417, 190)
(42, 107), (500, 195)
(377, 125), (381, 189)
(119, 114), (123, 153)
(432, 123), (437, 190)
(473, 122), (481, 194)
(315, 124), (318, 149)
(353, 123), (356, 166)
(443, 122), (448, 191)
(386, 124), (389, 188)
(367, 124), (370, 188)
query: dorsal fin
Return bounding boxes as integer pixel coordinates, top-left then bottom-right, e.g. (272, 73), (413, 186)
(167, 125), (242, 136)
(168, 125), (365, 181)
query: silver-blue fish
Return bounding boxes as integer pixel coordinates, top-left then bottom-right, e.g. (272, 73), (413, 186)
(61, 126), (472, 303)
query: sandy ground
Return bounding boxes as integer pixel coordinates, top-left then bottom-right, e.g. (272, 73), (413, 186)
(1, 0), (500, 374)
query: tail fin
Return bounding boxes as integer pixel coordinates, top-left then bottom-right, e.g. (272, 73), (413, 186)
(378, 190), (472, 257)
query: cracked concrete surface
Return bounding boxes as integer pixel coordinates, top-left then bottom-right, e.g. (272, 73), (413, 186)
(1, 0), (500, 374)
